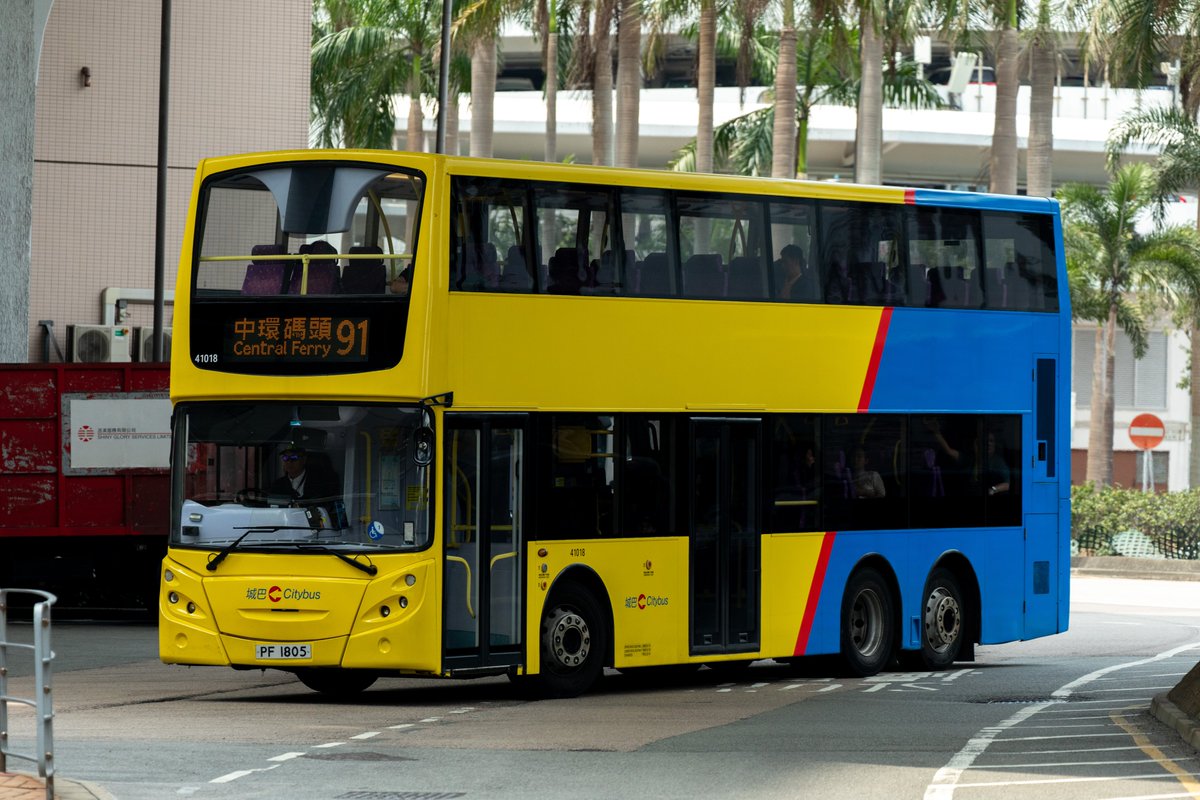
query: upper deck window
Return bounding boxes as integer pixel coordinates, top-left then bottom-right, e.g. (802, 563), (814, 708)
(196, 165), (423, 298)
(190, 163), (425, 375)
(447, 173), (1061, 314)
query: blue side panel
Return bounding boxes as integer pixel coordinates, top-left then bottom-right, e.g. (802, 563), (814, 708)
(870, 309), (1057, 413)
(802, 529), (1026, 657)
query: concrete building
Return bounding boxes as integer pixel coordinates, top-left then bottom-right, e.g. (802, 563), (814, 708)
(26, 0), (310, 361)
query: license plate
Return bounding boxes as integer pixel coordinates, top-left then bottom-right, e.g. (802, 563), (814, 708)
(255, 643), (311, 660)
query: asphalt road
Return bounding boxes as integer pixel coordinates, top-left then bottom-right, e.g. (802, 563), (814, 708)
(2, 576), (1199, 800)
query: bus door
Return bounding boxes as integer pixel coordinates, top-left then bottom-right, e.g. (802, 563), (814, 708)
(1025, 356), (1060, 637)
(443, 415), (526, 673)
(689, 419), (761, 655)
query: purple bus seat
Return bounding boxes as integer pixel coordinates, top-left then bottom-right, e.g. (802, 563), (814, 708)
(340, 245), (386, 294)
(241, 243), (289, 295)
(290, 240), (339, 295)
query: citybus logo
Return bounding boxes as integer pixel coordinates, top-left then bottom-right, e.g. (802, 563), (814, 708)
(77, 425), (94, 442)
(624, 593), (669, 610)
(245, 585), (322, 602)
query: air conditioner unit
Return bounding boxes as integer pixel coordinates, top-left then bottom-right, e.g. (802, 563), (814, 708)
(137, 327), (172, 362)
(70, 324), (133, 363)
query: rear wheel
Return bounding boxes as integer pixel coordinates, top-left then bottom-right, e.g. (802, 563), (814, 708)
(919, 568), (965, 669)
(537, 583), (607, 698)
(840, 567), (895, 677)
(294, 668), (378, 698)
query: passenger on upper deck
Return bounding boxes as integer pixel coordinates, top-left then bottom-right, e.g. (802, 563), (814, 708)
(777, 244), (808, 300)
(390, 266), (412, 297)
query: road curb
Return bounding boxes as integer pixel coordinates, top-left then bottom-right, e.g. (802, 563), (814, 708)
(1071, 556), (1200, 582)
(1151, 693), (1200, 752)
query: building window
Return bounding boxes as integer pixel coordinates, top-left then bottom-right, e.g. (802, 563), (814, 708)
(1073, 329), (1168, 410)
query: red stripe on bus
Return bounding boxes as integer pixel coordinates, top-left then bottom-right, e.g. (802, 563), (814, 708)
(857, 307), (893, 412)
(905, 189), (916, 204)
(793, 531), (837, 656)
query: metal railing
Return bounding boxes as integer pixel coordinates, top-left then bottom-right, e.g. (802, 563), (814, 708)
(0, 589), (56, 800)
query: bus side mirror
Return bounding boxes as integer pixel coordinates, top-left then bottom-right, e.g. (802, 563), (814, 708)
(413, 427), (434, 467)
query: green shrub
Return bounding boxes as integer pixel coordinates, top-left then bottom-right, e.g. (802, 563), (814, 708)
(1071, 485), (1200, 559)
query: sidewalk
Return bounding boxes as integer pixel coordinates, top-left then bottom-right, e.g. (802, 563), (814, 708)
(0, 772), (111, 800)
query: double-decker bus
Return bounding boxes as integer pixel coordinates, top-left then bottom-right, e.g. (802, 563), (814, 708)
(159, 150), (1069, 697)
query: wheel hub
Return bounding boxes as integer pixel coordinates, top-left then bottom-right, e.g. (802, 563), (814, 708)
(849, 588), (884, 657)
(925, 587), (961, 653)
(546, 608), (591, 669)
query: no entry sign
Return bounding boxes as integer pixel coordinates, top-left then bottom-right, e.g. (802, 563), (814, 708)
(1128, 413), (1165, 450)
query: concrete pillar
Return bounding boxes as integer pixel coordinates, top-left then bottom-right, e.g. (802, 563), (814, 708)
(0, 0), (42, 362)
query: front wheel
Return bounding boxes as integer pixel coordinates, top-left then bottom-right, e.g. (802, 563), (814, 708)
(840, 567), (895, 677)
(536, 583), (607, 698)
(919, 568), (965, 669)
(294, 668), (378, 698)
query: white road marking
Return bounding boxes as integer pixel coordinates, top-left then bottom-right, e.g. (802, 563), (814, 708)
(449, 707), (475, 714)
(1104, 793), (1200, 800)
(388, 723), (416, 730)
(993, 732), (1132, 742)
(313, 741), (345, 748)
(864, 683), (889, 693)
(954, 772), (1200, 789)
(966, 757), (1195, 770)
(420, 717), (441, 723)
(351, 731), (381, 739)
(924, 640), (1200, 799)
(210, 765), (280, 784)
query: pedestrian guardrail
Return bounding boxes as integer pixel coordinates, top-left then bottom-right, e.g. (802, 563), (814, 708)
(0, 588), (56, 800)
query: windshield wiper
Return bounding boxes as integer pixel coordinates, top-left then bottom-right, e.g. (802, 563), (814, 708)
(206, 530), (377, 575)
(206, 528), (258, 571)
(206, 526), (321, 571)
(292, 545), (378, 576)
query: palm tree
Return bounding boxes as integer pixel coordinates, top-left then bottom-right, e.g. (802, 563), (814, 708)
(854, 3), (885, 184)
(615, 0), (642, 167)
(1108, 107), (1200, 486)
(1091, 0), (1200, 119)
(312, 1), (420, 149)
(1024, 0), (1056, 197)
(643, 0), (719, 173)
(670, 28), (939, 177)
(989, 0), (1019, 194)
(1060, 164), (1200, 486)
(772, 0), (799, 178)
(456, 0), (524, 157)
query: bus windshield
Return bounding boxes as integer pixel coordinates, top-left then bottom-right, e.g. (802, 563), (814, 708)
(171, 403), (432, 553)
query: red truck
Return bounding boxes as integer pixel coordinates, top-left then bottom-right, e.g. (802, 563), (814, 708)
(0, 364), (170, 612)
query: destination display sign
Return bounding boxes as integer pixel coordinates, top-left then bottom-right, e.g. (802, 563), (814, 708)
(190, 298), (403, 375)
(224, 314), (369, 363)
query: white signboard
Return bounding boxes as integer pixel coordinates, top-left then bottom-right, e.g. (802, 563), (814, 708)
(63, 394), (171, 473)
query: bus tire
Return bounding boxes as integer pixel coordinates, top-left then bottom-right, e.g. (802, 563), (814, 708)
(537, 582), (607, 698)
(840, 567), (895, 677)
(295, 668), (378, 697)
(919, 568), (965, 669)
